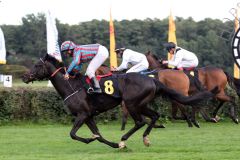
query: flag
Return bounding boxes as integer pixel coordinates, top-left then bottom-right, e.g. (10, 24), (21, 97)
(168, 10), (177, 60)
(0, 27), (6, 64)
(234, 8), (240, 78)
(46, 10), (62, 62)
(109, 8), (117, 68)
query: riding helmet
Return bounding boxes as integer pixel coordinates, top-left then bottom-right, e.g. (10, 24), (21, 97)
(115, 44), (126, 52)
(61, 41), (76, 52)
(163, 42), (176, 51)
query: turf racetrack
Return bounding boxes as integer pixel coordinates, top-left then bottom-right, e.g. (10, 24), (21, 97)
(0, 122), (240, 160)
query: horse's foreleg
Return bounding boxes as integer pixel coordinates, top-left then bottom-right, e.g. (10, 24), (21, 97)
(70, 114), (96, 144)
(177, 103), (193, 127)
(190, 107), (200, 128)
(85, 118), (119, 148)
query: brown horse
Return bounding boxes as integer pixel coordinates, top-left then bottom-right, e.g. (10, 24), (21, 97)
(145, 51), (240, 125)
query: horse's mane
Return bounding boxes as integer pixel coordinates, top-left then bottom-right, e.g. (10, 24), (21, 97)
(145, 51), (160, 61)
(44, 54), (64, 68)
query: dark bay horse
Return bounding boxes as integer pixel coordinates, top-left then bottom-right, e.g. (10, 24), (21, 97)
(145, 51), (240, 125)
(22, 54), (217, 148)
(97, 63), (198, 128)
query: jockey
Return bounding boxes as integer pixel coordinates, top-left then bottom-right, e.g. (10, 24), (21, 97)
(162, 42), (199, 70)
(61, 41), (109, 94)
(111, 46), (149, 73)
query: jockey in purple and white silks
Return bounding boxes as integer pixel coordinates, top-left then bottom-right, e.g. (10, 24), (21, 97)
(162, 42), (199, 70)
(60, 41), (109, 93)
(111, 47), (149, 73)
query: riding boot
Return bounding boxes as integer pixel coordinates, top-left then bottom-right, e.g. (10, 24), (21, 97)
(90, 76), (102, 93)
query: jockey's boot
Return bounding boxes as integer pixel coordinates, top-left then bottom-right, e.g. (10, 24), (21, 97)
(90, 76), (102, 93)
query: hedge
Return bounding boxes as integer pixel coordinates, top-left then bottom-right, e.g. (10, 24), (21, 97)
(0, 65), (28, 79)
(0, 87), (121, 124)
(0, 86), (239, 124)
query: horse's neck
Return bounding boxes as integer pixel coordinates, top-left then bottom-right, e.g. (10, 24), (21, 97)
(146, 56), (161, 69)
(49, 69), (82, 100)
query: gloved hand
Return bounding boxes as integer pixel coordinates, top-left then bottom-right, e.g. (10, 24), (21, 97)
(111, 66), (118, 72)
(162, 60), (168, 64)
(64, 73), (70, 80)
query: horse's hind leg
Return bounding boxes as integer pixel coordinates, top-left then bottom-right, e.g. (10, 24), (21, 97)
(229, 96), (239, 124)
(85, 118), (119, 148)
(171, 101), (186, 120)
(70, 114), (96, 144)
(121, 102), (129, 131)
(141, 106), (160, 146)
(120, 107), (146, 148)
(215, 94), (238, 124)
(176, 103), (193, 127)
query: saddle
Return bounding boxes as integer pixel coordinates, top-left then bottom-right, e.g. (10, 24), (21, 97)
(183, 68), (205, 91)
(84, 73), (122, 98)
(139, 69), (158, 78)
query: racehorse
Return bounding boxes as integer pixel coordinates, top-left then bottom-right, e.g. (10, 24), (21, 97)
(145, 51), (240, 125)
(97, 62), (200, 128)
(22, 54), (217, 148)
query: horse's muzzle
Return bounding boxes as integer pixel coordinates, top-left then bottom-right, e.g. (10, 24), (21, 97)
(22, 72), (34, 83)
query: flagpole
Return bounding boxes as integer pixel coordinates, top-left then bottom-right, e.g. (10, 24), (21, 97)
(234, 7), (240, 79)
(46, 10), (62, 87)
(168, 9), (177, 60)
(109, 8), (117, 68)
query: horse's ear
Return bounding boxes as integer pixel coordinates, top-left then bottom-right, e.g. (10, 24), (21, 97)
(145, 51), (150, 55)
(43, 53), (49, 61)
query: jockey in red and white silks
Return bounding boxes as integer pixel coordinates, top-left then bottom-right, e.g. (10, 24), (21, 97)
(113, 49), (149, 73)
(61, 41), (109, 93)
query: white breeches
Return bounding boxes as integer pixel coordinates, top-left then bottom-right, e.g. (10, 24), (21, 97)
(126, 59), (149, 73)
(177, 59), (199, 68)
(86, 45), (109, 78)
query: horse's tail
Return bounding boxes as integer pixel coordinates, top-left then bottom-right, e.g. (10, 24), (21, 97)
(153, 79), (219, 105)
(224, 71), (240, 97)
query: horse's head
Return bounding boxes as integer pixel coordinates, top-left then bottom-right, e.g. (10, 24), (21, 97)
(22, 54), (63, 83)
(145, 51), (166, 69)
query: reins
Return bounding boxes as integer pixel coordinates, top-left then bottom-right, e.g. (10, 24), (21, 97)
(40, 58), (82, 103)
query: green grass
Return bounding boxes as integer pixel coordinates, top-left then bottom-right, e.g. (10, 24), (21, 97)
(0, 122), (240, 160)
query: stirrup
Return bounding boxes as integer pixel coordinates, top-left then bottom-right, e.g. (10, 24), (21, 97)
(87, 87), (102, 94)
(87, 87), (94, 94)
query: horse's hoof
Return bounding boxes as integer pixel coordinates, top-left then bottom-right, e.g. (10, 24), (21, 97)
(143, 136), (150, 147)
(193, 122), (200, 128)
(153, 124), (165, 128)
(119, 141), (126, 149)
(210, 118), (218, 123)
(233, 118), (239, 124)
(215, 116), (220, 121)
(92, 134), (100, 139)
